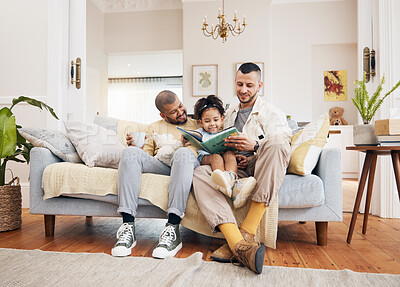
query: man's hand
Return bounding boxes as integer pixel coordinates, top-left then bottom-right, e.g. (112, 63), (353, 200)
(180, 135), (191, 147)
(126, 133), (135, 146)
(224, 132), (257, 152)
(236, 154), (248, 169)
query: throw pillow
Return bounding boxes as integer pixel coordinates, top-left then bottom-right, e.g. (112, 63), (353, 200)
(64, 121), (125, 169)
(19, 128), (82, 163)
(287, 113), (329, 175)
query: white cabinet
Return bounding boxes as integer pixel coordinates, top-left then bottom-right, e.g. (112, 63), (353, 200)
(325, 125), (359, 178)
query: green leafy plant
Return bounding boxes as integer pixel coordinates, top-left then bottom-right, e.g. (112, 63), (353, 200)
(0, 96), (58, 186)
(352, 73), (400, 124)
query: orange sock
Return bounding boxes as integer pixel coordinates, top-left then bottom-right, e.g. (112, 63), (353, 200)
(240, 201), (267, 235)
(218, 223), (243, 251)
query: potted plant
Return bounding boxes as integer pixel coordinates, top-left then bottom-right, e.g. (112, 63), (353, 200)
(352, 73), (400, 145)
(0, 96), (58, 231)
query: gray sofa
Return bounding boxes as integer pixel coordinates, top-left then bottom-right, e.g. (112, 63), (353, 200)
(29, 143), (342, 246)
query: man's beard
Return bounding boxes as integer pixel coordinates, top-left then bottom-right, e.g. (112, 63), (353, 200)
(167, 111), (188, 124)
(238, 92), (257, 104)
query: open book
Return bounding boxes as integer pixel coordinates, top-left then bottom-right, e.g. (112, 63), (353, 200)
(177, 126), (239, 154)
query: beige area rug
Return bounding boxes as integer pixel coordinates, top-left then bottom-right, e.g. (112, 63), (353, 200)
(0, 248), (399, 287)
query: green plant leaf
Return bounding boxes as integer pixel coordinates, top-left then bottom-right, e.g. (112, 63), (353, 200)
(351, 73), (400, 124)
(0, 107), (17, 158)
(11, 96), (59, 120)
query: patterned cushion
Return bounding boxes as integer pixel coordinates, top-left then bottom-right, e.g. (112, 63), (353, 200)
(19, 128), (81, 163)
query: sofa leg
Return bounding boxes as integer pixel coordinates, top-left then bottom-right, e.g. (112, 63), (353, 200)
(44, 215), (55, 237)
(315, 222), (328, 246)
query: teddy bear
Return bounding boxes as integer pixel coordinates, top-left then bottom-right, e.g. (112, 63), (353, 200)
(329, 107), (348, 125)
(153, 133), (183, 166)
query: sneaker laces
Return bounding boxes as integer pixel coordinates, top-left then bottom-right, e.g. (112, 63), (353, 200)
(233, 243), (252, 266)
(158, 225), (177, 246)
(117, 223), (134, 244)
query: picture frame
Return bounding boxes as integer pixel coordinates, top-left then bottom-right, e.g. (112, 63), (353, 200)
(192, 65), (218, 97)
(236, 62), (265, 96)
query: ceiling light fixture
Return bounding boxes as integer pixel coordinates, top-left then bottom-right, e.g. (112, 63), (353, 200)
(201, 0), (246, 42)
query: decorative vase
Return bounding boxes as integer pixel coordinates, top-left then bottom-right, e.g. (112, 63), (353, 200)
(353, 124), (378, 146)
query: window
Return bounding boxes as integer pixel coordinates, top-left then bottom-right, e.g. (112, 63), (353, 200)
(108, 77), (182, 124)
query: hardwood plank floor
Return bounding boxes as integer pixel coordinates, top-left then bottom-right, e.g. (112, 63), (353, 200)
(0, 179), (399, 274)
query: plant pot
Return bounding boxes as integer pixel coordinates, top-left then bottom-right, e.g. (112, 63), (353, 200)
(353, 124), (378, 146)
(0, 177), (22, 232)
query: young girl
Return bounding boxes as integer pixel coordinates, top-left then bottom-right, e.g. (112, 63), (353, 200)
(192, 95), (256, 209)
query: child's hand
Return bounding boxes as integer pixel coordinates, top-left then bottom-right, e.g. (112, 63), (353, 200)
(236, 154), (248, 169)
(181, 135), (190, 147)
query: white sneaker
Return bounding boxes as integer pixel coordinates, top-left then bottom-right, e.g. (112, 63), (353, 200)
(111, 222), (136, 257)
(211, 169), (237, 197)
(152, 223), (182, 259)
(232, 177), (257, 209)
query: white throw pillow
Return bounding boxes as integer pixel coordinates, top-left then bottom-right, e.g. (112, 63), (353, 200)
(64, 121), (125, 169)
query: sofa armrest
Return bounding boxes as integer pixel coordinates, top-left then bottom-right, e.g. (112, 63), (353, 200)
(30, 147), (62, 211)
(313, 147), (343, 221)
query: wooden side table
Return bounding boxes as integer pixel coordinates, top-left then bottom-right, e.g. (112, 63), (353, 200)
(346, 145), (400, 243)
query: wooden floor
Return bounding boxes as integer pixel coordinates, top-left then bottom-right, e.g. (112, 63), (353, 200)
(1, 180), (399, 274)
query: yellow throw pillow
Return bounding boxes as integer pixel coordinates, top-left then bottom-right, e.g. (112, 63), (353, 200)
(287, 113), (329, 175)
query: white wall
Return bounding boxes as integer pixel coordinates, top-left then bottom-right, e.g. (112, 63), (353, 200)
(87, 0), (108, 120)
(104, 9), (183, 54)
(108, 51), (183, 78)
(311, 44), (358, 124)
(271, 0), (357, 122)
(0, 0), (49, 207)
(182, 0), (272, 114)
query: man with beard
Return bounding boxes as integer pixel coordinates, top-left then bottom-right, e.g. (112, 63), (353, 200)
(192, 63), (292, 274)
(112, 90), (200, 259)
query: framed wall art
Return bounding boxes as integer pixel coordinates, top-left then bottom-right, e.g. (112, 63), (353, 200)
(192, 65), (218, 97)
(324, 70), (347, 101)
(236, 62), (264, 96)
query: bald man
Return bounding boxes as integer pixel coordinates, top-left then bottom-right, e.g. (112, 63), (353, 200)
(111, 90), (200, 259)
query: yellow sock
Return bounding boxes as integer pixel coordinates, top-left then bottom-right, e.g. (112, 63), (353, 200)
(219, 223), (243, 251)
(240, 201), (267, 235)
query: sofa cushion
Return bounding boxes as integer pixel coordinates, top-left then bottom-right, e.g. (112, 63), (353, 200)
(287, 113), (329, 176)
(278, 174), (324, 208)
(19, 128), (82, 163)
(94, 115), (148, 147)
(93, 115), (119, 133)
(64, 121), (125, 169)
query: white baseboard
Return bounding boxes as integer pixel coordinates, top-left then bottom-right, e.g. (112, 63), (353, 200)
(342, 172), (358, 179)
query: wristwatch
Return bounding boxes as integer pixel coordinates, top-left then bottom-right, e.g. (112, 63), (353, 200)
(254, 140), (259, 152)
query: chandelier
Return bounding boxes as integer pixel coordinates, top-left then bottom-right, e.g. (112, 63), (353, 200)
(201, 0), (247, 42)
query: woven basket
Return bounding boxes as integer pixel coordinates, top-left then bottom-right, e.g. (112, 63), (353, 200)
(0, 176), (22, 232)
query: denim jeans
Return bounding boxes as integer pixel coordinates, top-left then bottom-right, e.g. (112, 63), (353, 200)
(117, 146), (199, 218)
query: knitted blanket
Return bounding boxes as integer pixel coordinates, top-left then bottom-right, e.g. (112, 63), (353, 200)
(43, 162), (278, 248)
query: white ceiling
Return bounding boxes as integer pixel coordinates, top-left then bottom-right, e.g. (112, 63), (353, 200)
(91, 0), (350, 13)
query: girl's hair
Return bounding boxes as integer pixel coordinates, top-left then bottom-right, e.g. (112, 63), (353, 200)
(193, 95), (225, 120)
